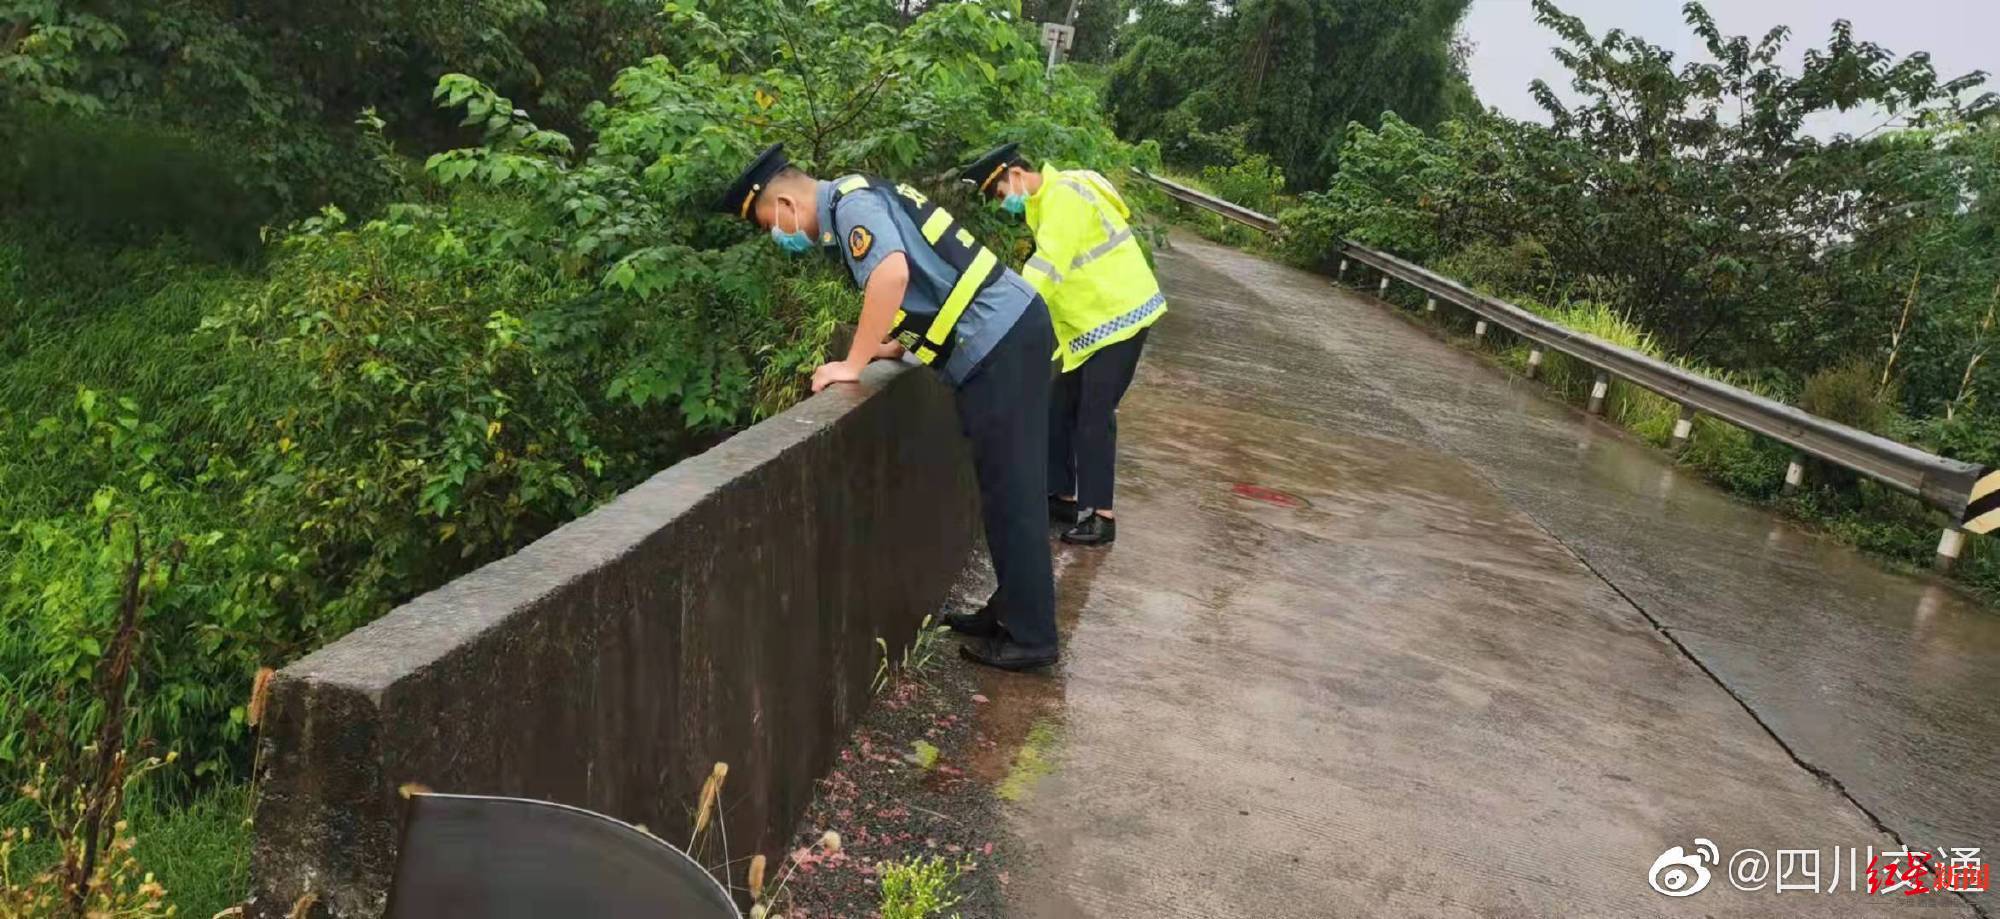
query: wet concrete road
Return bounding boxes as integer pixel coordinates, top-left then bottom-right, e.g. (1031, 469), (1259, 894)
(975, 234), (1997, 917)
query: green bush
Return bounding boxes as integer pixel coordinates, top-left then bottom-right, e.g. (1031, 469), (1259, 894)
(2, 0), (1154, 792)
(1196, 144), (1284, 215)
(878, 856), (968, 919)
(1800, 358), (1897, 435)
(1903, 408), (2000, 468)
(0, 0), (674, 212)
(0, 192), (841, 782)
(1796, 357), (1901, 490)
(0, 113), (272, 256)
(1278, 113), (1500, 265)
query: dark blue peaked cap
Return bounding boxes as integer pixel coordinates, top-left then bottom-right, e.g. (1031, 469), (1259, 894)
(959, 142), (1026, 194)
(716, 143), (791, 221)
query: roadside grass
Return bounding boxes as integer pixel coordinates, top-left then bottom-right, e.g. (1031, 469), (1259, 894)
(0, 221), (258, 434)
(130, 783), (254, 917)
(874, 615), (955, 694)
(1, 771), (251, 917)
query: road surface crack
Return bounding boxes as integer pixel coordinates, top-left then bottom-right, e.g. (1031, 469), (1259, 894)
(1536, 522), (1992, 919)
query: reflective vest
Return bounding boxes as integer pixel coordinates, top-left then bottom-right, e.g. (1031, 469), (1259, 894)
(1022, 166), (1167, 372)
(828, 175), (1002, 368)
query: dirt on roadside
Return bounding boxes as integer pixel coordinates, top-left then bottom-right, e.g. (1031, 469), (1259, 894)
(768, 550), (1094, 919)
(773, 633), (1021, 917)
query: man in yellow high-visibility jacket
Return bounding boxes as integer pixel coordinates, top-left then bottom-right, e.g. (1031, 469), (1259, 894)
(960, 143), (1166, 547)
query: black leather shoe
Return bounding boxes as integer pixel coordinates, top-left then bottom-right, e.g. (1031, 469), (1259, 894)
(1061, 512), (1116, 546)
(1048, 495), (1080, 526)
(943, 606), (1001, 638)
(959, 636), (1060, 672)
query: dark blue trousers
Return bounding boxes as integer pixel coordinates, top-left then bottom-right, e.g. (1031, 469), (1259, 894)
(1048, 327), (1150, 511)
(955, 301), (1058, 650)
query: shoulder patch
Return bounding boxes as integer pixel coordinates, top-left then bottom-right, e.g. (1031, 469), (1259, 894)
(848, 226), (875, 260)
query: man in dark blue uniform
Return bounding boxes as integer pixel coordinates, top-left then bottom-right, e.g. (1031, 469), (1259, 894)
(716, 144), (1059, 671)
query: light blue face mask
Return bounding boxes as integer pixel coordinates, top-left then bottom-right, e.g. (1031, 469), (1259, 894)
(770, 204), (813, 255)
(997, 173), (1027, 216)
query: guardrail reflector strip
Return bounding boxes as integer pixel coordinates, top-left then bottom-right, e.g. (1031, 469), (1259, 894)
(1962, 468), (2000, 534)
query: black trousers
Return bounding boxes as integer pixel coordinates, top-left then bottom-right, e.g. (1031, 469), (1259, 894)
(955, 301), (1058, 649)
(1048, 327), (1150, 511)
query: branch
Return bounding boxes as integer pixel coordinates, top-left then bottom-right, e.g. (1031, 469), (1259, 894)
(819, 67), (898, 145)
(772, 11), (826, 162)
(1846, 112), (1910, 144)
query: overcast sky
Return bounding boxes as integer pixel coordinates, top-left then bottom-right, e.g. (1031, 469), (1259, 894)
(1461, 0), (1997, 136)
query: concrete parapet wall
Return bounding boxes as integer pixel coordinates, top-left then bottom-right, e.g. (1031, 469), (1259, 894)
(249, 361), (978, 917)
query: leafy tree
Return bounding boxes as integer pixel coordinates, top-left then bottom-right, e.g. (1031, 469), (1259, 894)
(1291, 1), (1998, 401)
(0, 0), (672, 216)
(1106, 0), (1476, 189)
(1520, 0), (1994, 366)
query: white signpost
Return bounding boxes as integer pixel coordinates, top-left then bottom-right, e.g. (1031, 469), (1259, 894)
(1040, 21), (1075, 53)
(1041, 21), (1076, 83)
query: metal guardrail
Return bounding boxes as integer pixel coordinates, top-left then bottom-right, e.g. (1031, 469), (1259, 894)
(1131, 168), (1994, 568)
(1135, 169), (1283, 234)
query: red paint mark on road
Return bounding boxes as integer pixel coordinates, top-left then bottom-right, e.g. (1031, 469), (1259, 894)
(1231, 483), (1309, 508)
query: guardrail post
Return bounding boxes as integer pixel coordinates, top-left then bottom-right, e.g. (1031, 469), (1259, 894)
(1783, 455), (1805, 493)
(1473, 320), (1488, 343)
(1377, 275), (1391, 297)
(1670, 405), (1696, 453)
(1936, 527), (1967, 574)
(1337, 258), (1348, 283)
(1425, 296), (1437, 315)
(1587, 371), (1611, 416)
(1526, 347), (1545, 379)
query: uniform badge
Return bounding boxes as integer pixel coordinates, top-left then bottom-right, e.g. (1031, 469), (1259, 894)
(848, 226), (874, 260)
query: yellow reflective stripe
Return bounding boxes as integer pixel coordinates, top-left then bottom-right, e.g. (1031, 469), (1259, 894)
(955, 228), (975, 247)
(1966, 506), (2000, 535)
(1962, 469), (2000, 532)
(920, 210), (953, 244)
(1970, 469), (2000, 504)
(927, 248), (999, 345)
(835, 176), (869, 194)
(914, 343), (941, 365)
